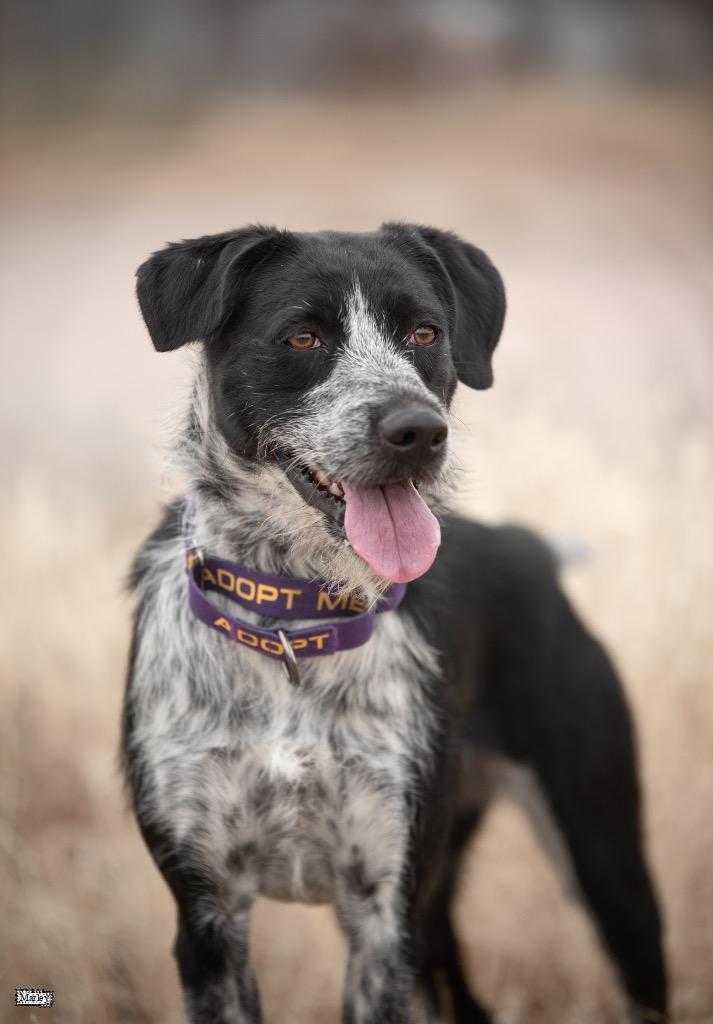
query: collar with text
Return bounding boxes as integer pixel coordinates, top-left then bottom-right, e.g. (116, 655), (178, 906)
(184, 537), (406, 682)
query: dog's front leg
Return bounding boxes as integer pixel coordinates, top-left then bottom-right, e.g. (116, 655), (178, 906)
(169, 858), (260, 1024)
(174, 904), (260, 1024)
(337, 867), (415, 1024)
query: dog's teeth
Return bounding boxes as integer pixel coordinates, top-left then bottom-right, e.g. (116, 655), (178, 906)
(303, 462), (345, 501)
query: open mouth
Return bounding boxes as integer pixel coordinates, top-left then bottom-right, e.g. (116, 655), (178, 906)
(278, 454), (347, 532)
(276, 452), (441, 584)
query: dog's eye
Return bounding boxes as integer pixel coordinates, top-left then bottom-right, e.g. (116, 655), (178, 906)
(410, 325), (438, 347)
(286, 332), (321, 350)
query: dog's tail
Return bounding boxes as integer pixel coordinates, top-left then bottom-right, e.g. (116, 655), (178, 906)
(549, 535), (593, 566)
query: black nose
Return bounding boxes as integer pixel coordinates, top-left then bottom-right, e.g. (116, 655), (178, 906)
(379, 406), (448, 464)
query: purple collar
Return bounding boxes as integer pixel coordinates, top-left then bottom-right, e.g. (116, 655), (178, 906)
(184, 544), (406, 685)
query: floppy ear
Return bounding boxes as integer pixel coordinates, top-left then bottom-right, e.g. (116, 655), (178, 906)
(136, 225), (289, 351)
(382, 223), (506, 390)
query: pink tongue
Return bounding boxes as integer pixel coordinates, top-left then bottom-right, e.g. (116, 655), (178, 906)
(342, 480), (441, 583)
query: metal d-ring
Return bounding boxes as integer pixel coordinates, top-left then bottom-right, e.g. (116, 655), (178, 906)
(277, 629), (301, 687)
(192, 544), (206, 589)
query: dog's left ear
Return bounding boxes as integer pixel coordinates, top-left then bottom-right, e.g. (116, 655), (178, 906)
(136, 225), (290, 352)
(382, 223), (506, 390)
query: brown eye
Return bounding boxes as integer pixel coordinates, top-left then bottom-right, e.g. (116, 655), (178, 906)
(411, 325), (437, 347)
(286, 333), (319, 354)
(286, 332), (320, 350)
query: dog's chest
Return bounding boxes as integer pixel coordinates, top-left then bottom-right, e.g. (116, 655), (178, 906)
(214, 693), (413, 904)
(139, 611), (437, 907)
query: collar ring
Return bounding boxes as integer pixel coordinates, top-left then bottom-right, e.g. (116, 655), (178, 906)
(277, 629), (301, 686)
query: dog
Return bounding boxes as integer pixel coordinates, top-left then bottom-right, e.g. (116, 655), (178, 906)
(122, 224), (668, 1023)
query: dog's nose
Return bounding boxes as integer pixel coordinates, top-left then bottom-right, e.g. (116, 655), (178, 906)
(379, 406), (448, 465)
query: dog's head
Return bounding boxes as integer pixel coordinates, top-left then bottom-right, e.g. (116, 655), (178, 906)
(137, 224), (505, 584)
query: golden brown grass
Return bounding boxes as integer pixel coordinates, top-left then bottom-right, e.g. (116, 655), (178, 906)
(1, 78), (712, 1022)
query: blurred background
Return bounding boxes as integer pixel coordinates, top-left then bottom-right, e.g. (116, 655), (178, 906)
(1, 2), (712, 1022)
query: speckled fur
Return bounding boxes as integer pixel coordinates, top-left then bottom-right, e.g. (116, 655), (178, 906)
(279, 283), (456, 491)
(124, 288), (444, 1023)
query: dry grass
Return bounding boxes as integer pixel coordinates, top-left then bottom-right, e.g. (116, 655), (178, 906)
(1, 78), (712, 1022)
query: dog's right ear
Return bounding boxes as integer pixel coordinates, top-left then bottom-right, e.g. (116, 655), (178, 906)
(381, 222), (505, 390)
(136, 226), (289, 351)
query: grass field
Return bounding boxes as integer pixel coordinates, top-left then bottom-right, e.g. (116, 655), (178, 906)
(1, 79), (712, 1022)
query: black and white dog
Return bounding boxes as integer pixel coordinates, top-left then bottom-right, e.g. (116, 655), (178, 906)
(122, 224), (667, 1023)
